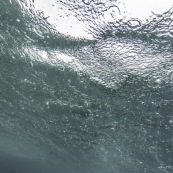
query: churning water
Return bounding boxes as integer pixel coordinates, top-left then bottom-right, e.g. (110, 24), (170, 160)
(0, 0), (173, 172)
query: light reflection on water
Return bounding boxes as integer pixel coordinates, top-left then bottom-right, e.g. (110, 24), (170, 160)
(0, 0), (173, 173)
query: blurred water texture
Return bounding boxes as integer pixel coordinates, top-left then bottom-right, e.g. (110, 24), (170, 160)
(0, 0), (173, 172)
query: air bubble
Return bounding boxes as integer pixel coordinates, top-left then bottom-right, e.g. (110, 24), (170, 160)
(155, 79), (161, 84)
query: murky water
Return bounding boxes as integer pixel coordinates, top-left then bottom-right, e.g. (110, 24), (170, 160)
(0, 0), (173, 172)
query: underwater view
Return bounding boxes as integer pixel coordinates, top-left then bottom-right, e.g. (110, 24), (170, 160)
(0, 0), (173, 172)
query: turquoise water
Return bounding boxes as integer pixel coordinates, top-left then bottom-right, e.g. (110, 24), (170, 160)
(0, 0), (173, 172)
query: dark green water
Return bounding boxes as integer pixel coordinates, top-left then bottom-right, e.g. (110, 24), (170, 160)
(0, 0), (173, 173)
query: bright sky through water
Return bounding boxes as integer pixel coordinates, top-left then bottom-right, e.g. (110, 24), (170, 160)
(123, 0), (173, 19)
(33, 0), (173, 38)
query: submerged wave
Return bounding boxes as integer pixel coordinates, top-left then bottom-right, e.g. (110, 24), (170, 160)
(0, 0), (173, 173)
